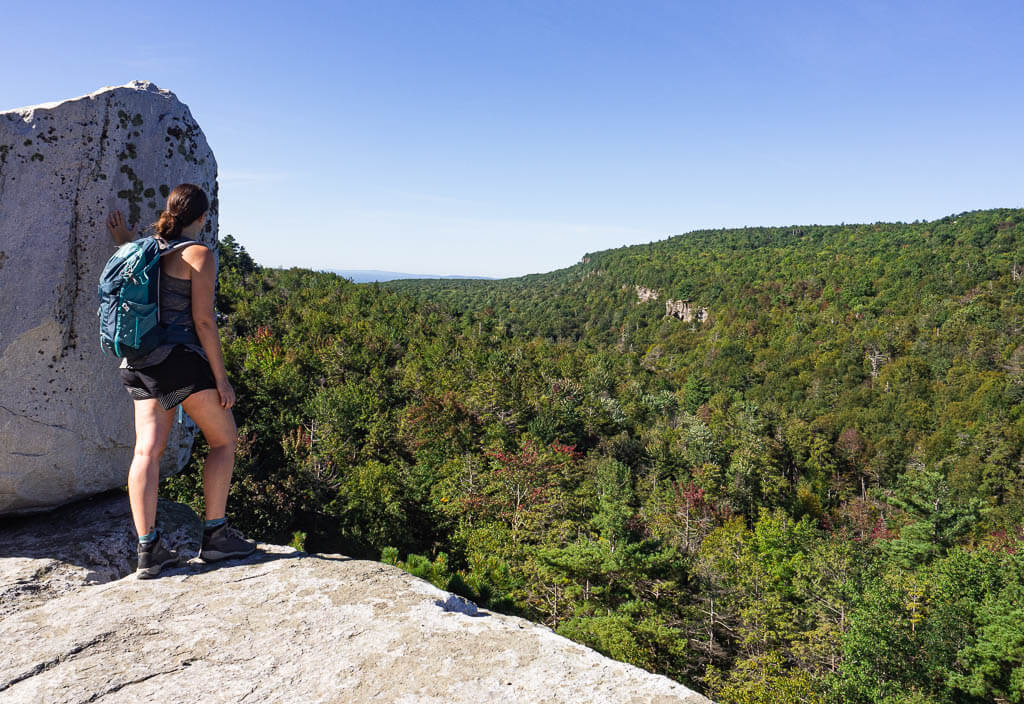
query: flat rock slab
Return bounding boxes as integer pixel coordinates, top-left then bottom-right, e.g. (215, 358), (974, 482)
(1, 517), (711, 703)
(0, 82), (218, 515)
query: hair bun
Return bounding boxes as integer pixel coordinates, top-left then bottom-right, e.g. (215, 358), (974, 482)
(151, 184), (209, 240)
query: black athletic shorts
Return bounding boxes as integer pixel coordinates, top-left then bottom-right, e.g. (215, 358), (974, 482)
(119, 345), (217, 410)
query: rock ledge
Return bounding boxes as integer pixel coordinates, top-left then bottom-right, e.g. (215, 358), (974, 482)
(0, 494), (712, 703)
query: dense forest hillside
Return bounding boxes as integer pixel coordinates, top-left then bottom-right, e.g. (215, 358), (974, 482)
(169, 209), (1024, 704)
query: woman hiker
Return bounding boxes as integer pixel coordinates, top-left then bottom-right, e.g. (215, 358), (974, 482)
(107, 183), (257, 578)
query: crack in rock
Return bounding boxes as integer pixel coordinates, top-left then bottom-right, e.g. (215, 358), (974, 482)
(57, 150), (89, 359)
(227, 570), (272, 583)
(76, 666), (186, 703)
(0, 403), (74, 433)
(0, 631), (114, 693)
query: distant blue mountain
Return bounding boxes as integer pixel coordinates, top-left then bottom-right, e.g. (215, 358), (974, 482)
(328, 269), (493, 283)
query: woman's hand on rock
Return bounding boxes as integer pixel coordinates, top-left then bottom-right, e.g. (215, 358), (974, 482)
(106, 210), (138, 244)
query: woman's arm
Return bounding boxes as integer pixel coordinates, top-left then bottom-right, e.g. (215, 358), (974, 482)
(184, 245), (236, 409)
(105, 210), (138, 245)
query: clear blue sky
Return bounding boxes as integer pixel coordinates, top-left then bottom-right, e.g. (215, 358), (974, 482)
(3, 1), (1022, 277)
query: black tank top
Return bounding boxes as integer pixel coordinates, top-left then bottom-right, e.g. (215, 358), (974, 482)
(160, 273), (193, 328)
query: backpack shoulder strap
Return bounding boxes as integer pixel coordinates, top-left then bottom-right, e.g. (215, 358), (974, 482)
(166, 239), (210, 254)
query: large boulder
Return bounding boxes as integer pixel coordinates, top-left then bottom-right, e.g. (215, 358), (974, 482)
(0, 494), (713, 703)
(0, 82), (218, 515)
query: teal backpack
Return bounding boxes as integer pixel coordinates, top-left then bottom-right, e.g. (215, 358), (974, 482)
(97, 236), (199, 361)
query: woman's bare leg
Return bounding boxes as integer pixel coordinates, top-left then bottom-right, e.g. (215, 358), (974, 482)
(128, 399), (175, 537)
(180, 388), (238, 520)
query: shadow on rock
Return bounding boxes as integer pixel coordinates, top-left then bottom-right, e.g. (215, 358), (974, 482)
(175, 548), (352, 578)
(0, 491), (200, 614)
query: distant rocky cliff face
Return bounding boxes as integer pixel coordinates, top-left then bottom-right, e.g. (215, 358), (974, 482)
(665, 299), (708, 323)
(0, 83), (218, 515)
(636, 285), (660, 302)
(632, 284), (709, 324)
(0, 494), (713, 704)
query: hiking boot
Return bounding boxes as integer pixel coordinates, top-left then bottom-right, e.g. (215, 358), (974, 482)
(136, 533), (180, 579)
(199, 523), (258, 562)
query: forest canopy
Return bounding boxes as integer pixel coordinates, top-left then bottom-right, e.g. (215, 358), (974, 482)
(169, 209), (1024, 703)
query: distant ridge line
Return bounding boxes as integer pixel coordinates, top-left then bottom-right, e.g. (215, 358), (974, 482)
(327, 269), (495, 283)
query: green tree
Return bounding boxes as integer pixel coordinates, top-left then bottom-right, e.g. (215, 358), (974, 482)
(949, 565), (1024, 703)
(882, 468), (986, 568)
(684, 371), (712, 413)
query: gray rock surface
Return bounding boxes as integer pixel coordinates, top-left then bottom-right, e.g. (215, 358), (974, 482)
(0, 82), (218, 515)
(0, 491), (201, 618)
(0, 494), (713, 703)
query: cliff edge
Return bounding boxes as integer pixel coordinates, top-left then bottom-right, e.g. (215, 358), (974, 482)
(0, 493), (712, 703)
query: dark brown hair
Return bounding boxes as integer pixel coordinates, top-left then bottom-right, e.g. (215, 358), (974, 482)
(154, 183), (209, 240)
